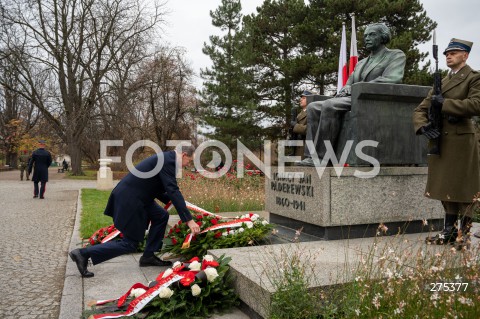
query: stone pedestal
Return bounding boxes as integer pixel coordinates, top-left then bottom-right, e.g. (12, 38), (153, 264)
(96, 159), (113, 190)
(265, 166), (443, 239)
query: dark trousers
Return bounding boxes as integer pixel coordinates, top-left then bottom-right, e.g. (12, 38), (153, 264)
(304, 97), (351, 158)
(33, 181), (46, 197)
(442, 201), (472, 218)
(82, 201), (170, 265)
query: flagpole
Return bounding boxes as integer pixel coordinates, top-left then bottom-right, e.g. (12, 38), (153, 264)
(349, 13), (358, 75)
(337, 22), (347, 94)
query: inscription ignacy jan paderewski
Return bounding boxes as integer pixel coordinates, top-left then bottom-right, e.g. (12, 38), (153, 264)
(270, 172), (314, 211)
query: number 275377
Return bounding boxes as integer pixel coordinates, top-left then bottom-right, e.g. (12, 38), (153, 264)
(429, 283), (468, 292)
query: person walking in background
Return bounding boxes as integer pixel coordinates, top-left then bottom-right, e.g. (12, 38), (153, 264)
(18, 150), (30, 181)
(413, 38), (480, 249)
(69, 146), (200, 278)
(28, 140), (52, 199)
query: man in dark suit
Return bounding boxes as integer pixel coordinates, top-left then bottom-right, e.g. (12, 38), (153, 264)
(296, 23), (406, 166)
(413, 38), (480, 249)
(28, 140), (52, 198)
(69, 146), (200, 278)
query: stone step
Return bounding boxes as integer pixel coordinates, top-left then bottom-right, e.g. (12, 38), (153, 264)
(209, 224), (480, 319)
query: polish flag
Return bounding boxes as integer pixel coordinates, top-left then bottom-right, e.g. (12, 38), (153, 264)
(337, 23), (347, 93)
(349, 14), (358, 75)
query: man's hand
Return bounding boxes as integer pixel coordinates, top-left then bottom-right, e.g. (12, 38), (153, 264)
(420, 122), (441, 139)
(187, 219), (200, 234)
(432, 94), (444, 105)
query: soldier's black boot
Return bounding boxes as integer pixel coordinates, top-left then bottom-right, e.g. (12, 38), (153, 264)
(454, 216), (473, 251)
(425, 214), (458, 245)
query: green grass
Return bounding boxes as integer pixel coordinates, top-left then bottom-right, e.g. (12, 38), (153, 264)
(67, 169), (97, 180)
(80, 188), (112, 238)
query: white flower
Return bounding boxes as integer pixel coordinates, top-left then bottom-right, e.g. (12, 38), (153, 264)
(262, 220), (269, 226)
(204, 267), (219, 282)
(172, 261), (182, 269)
(188, 261), (202, 271)
(250, 214), (259, 221)
(355, 309), (361, 316)
(191, 284), (202, 297)
(238, 227), (245, 233)
(203, 255), (214, 262)
(161, 268), (174, 278)
(158, 287), (174, 299)
(245, 221), (254, 229)
(131, 288), (146, 298)
(222, 231), (229, 237)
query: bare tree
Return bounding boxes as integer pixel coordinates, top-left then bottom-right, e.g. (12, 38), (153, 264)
(0, 51), (40, 167)
(134, 46), (197, 148)
(0, 0), (167, 174)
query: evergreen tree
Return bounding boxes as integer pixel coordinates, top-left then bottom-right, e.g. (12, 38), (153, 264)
(306, 0), (437, 86)
(200, 0), (263, 152)
(235, 0), (436, 140)
(241, 0), (312, 140)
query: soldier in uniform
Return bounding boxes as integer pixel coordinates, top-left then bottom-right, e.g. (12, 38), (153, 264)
(28, 140), (52, 199)
(18, 150), (30, 181)
(413, 38), (480, 249)
(290, 90), (312, 159)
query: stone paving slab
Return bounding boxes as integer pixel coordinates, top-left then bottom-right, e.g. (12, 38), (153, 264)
(0, 168), (95, 319)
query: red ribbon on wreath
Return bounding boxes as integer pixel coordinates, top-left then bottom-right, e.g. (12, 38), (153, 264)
(181, 217), (253, 249)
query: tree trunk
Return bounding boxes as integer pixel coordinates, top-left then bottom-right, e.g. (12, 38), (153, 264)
(68, 139), (83, 175)
(6, 152), (18, 168)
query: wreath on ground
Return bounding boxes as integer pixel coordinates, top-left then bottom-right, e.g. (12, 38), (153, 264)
(83, 255), (238, 319)
(162, 212), (274, 260)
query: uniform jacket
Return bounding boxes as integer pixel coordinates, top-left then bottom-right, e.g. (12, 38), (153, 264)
(28, 148), (52, 182)
(104, 151), (193, 242)
(293, 108), (307, 157)
(413, 64), (480, 202)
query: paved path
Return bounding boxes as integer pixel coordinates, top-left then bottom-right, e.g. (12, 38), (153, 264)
(0, 168), (95, 319)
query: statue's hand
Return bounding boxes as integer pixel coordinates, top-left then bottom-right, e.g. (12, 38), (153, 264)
(337, 85), (351, 97)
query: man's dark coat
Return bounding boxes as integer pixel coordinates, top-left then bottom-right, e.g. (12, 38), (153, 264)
(104, 151), (193, 242)
(28, 148), (52, 182)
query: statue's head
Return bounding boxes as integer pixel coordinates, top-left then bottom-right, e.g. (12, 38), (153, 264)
(364, 23), (391, 52)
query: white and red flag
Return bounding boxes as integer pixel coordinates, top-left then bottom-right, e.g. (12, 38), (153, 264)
(337, 23), (348, 93)
(349, 13), (358, 75)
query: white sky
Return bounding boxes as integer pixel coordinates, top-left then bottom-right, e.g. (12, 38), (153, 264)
(162, 0), (479, 89)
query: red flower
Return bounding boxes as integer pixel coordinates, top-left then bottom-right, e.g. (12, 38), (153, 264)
(175, 228), (181, 233)
(177, 220), (182, 225)
(172, 238), (177, 245)
(214, 232), (222, 239)
(211, 219), (218, 225)
(203, 213), (209, 216)
(179, 271), (196, 286)
(188, 257), (200, 263)
(202, 260), (220, 270)
(196, 215), (203, 220)
(196, 221), (202, 227)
